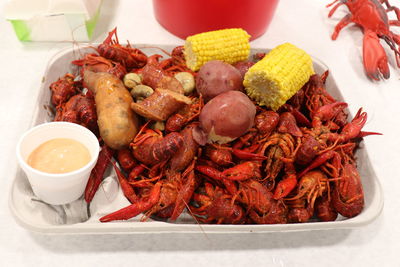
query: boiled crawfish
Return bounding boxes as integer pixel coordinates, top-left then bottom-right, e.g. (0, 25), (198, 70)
(54, 90), (98, 132)
(254, 110), (280, 138)
(295, 145), (365, 218)
(303, 72), (347, 127)
(72, 53), (127, 80)
(332, 160), (365, 217)
(97, 27), (148, 70)
(240, 180), (288, 224)
(130, 121), (184, 166)
(327, 0), (400, 80)
(49, 73), (77, 107)
(296, 102), (379, 166)
(190, 182), (245, 224)
(100, 160), (198, 222)
(284, 170), (330, 223)
(258, 132), (299, 198)
(285, 170), (329, 210)
(100, 124), (200, 222)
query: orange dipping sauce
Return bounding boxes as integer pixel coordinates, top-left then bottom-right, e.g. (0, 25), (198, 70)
(27, 138), (91, 174)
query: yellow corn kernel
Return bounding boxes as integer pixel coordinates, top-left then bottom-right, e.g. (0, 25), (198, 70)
(243, 43), (314, 111)
(184, 28), (251, 71)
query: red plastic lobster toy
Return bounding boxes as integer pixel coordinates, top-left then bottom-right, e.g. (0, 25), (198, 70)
(327, 0), (400, 80)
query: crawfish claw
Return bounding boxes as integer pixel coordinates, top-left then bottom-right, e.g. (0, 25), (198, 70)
(363, 30), (390, 81)
(99, 182), (161, 222)
(339, 108), (368, 141)
(298, 150), (339, 178)
(312, 102), (348, 128)
(273, 175), (297, 200)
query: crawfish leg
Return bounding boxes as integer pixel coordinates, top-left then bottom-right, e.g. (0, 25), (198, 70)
(331, 14), (352, 40)
(382, 1), (400, 20)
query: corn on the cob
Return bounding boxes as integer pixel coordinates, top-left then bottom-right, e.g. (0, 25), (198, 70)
(184, 28), (251, 71)
(243, 43), (314, 111)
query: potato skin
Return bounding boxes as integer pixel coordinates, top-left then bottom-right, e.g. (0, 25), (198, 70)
(84, 71), (139, 149)
(196, 60), (243, 102)
(199, 91), (256, 144)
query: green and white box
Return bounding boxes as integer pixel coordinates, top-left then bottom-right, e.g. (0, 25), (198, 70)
(5, 0), (102, 42)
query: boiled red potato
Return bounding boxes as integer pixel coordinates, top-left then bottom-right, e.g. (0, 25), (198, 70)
(198, 90), (256, 144)
(195, 60), (243, 102)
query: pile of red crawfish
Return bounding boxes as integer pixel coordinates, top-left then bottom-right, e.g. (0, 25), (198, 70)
(49, 29), (380, 224)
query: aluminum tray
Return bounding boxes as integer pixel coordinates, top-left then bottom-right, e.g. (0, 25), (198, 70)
(9, 45), (384, 234)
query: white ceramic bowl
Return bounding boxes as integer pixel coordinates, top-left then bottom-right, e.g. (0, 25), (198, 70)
(16, 122), (100, 205)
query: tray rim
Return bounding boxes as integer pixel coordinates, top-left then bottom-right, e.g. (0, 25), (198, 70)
(9, 44), (385, 234)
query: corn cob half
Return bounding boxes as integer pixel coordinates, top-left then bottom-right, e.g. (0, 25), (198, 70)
(243, 43), (314, 111)
(184, 28), (251, 71)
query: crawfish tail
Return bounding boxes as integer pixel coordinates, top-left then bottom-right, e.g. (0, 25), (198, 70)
(165, 114), (186, 132)
(152, 132), (184, 161)
(84, 145), (114, 203)
(206, 145), (233, 166)
(169, 124), (199, 172)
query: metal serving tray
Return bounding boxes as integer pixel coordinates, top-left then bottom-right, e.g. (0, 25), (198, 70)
(9, 45), (384, 234)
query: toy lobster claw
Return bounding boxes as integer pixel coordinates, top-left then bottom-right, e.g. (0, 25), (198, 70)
(327, 0), (400, 81)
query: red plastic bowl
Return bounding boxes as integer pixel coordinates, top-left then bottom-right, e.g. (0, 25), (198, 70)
(152, 0), (279, 40)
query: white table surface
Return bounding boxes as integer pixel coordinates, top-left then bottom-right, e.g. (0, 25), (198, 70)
(1, 0), (399, 266)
